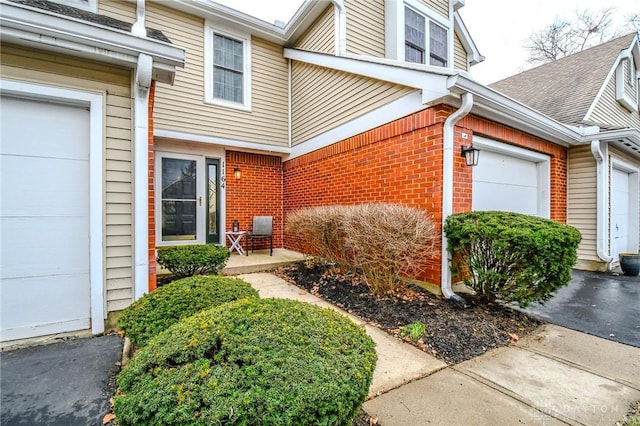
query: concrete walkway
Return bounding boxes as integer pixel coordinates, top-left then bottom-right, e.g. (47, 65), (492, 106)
(239, 273), (447, 398)
(239, 273), (640, 425)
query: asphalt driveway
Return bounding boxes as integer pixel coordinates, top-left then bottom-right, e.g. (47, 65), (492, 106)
(525, 269), (639, 347)
(1, 334), (122, 426)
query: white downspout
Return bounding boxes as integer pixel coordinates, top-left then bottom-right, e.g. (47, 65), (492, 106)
(332, 0), (346, 55)
(590, 140), (613, 267)
(134, 53), (153, 299)
(441, 92), (473, 304)
(288, 58), (292, 148)
(131, 0), (147, 37)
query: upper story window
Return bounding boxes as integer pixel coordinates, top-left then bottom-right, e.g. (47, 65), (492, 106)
(386, 1), (451, 68)
(627, 57), (636, 86)
(404, 7), (448, 67)
(205, 25), (252, 110)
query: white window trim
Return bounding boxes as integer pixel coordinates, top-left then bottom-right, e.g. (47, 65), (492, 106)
(472, 136), (551, 219)
(615, 55), (638, 112)
(50, 0), (97, 12)
(0, 78), (104, 334)
(204, 23), (252, 111)
(385, 0), (451, 67)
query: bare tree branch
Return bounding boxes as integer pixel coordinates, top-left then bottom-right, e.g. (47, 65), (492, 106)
(525, 6), (623, 65)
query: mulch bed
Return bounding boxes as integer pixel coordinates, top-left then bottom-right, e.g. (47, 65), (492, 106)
(275, 263), (543, 365)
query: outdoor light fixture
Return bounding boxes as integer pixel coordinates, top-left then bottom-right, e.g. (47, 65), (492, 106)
(234, 167), (241, 179)
(461, 145), (480, 167)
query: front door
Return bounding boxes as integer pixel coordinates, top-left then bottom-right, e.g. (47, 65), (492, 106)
(157, 153), (222, 245)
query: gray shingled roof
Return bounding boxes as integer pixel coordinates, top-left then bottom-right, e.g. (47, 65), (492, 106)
(490, 33), (637, 127)
(9, 0), (171, 43)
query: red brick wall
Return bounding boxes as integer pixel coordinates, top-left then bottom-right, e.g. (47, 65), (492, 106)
(283, 105), (568, 285)
(148, 81), (157, 292)
(225, 151), (283, 251)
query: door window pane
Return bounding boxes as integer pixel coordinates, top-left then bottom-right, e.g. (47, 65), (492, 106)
(161, 158), (197, 241)
(208, 163), (217, 236)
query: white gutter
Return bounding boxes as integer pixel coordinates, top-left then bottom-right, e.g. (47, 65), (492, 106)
(331, 0), (346, 55)
(590, 140), (614, 266)
(133, 53), (153, 300)
(441, 92), (473, 303)
(0, 1), (184, 68)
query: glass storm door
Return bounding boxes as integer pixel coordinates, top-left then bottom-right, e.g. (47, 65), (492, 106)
(206, 159), (220, 244)
(161, 157), (198, 242)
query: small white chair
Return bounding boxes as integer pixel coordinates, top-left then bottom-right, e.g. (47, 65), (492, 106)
(246, 216), (273, 256)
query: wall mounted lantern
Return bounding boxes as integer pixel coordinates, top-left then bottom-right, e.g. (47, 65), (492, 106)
(234, 167), (241, 179)
(461, 145), (480, 167)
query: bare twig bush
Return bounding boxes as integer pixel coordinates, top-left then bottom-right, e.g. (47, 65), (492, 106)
(285, 205), (351, 269)
(343, 203), (437, 294)
(286, 203), (438, 294)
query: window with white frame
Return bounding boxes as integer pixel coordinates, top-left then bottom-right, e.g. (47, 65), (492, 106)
(205, 25), (251, 110)
(404, 6), (448, 67)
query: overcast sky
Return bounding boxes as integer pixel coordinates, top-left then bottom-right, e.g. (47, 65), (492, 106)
(215, 0), (640, 84)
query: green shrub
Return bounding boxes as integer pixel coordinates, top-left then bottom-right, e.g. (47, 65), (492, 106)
(444, 211), (581, 307)
(117, 276), (258, 346)
(114, 298), (377, 426)
(400, 321), (427, 343)
(156, 245), (230, 278)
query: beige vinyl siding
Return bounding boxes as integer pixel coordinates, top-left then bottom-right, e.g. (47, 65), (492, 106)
(144, 3), (289, 147)
(291, 61), (414, 144)
(345, 0), (385, 57)
(97, 0), (136, 22)
(589, 73), (640, 129)
(1, 44), (134, 313)
(418, 0), (449, 19)
(295, 5), (335, 54)
(453, 32), (468, 71)
(567, 145), (598, 263)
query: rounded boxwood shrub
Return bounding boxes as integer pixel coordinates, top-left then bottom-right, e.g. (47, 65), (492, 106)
(156, 244), (230, 278)
(114, 298), (377, 426)
(444, 211), (581, 307)
(117, 276), (258, 347)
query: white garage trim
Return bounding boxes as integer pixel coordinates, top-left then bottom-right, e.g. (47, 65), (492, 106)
(472, 136), (551, 218)
(0, 79), (105, 335)
(611, 156), (640, 256)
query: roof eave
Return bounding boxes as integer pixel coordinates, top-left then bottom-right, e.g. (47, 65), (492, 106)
(453, 12), (484, 66)
(579, 128), (640, 159)
(448, 74), (583, 146)
(166, 0), (329, 46)
(0, 0), (185, 83)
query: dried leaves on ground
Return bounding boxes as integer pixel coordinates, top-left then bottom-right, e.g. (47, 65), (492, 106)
(276, 263), (543, 365)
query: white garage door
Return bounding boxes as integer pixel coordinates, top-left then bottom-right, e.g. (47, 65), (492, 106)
(473, 149), (541, 216)
(611, 167), (631, 260)
(1, 96), (91, 341)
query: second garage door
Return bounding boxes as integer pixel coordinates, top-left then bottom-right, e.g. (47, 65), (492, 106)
(472, 138), (550, 218)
